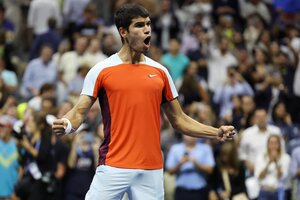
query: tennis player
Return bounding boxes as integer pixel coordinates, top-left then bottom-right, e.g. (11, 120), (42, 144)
(52, 3), (236, 200)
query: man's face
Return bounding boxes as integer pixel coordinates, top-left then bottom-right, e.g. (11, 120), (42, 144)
(168, 39), (180, 55)
(41, 47), (53, 63)
(255, 110), (268, 129)
(75, 37), (88, 54)
(0, 124), (11, 140)
(219, 38), (228, 52)
(123, 17), (151, 53)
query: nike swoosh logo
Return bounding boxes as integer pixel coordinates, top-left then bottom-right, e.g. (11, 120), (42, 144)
(148, 74), (157, 78)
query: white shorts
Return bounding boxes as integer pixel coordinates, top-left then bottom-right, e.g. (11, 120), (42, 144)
(85, 165), (164, 200)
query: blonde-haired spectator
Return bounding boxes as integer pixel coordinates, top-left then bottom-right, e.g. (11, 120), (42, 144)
(254, 134), (291, 200)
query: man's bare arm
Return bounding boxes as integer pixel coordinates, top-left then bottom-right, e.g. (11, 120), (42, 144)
(52, 95), (96, 136)
(162, 98), (235, 141)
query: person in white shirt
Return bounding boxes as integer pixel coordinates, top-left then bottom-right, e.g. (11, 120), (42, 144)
(239, 0), (271, 25)
(27, 0), (62, 35)
(239, 108), (282, 175)
(254, 134), (291, 200)
(208, 37), (237, 92)
(59, 36), (88, 85)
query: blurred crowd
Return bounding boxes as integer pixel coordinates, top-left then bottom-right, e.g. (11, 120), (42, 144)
(0, 0), (300, 200)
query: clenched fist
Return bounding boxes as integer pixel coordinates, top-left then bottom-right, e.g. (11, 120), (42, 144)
(52, 118), (69, 136)
(216, 125), (236, 142)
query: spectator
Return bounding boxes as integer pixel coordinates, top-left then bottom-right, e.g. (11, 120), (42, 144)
(63, 0), (91, 43)
(0, 28), (16, 73)
(101, 30), (120, 56)
(180, 22), (202, 55)
(53, 40), (72, 105)
(256, 30), (272, 54)
(27, 0), (62, 45)
(0, 3), (15, 33)
(0, 115), (18, 200)
(238, 108), (285, 200)
(166, 135), (215, 200)
(1, 0), (22, 46)
(0, 78), (9, 108)
(251, 48), (273, 110)
(148, 44), (163, 62)
(272, 47), (299, 111)
(186, 28), (211, 82)
(0, 57), (18, 94)
(40, 96), (57, 115)
(207, 37), (237, 92)
(239, 108), (283, 176)
(161, 38), (190, 88)
(20, 45), (57, 100)
(179, 61), (209, 107)
(74, 3), (102, 40)
(271, 101), (300, 153)
(52, 40), (71, 66)
(292, 52), (300, 123)
(29, 17), (62, 60)
(214, 14), (236, 50)
(58, 36), (88, 85)
(232, 30), (246, 50)
(239, 0), (271, 25)
(285, 25), (300, 53)
(64, 132), (99, 200)
(213, 67), (254, 118)
(269, 41), (281, 65)
(290, 146), (300, 200)
(254, 134), (291, 200)
(236, 48), (253, 86)
(0, 95), (17, 117)
(232, 95), (256, 132)
(83, 37), (107, 66)
(209, 141), (248, 200)
(15, 110), (56, 200)
(50, 124), (69, 200)
(180, 0), (213, 32)
(152, 0), (180, 52)
(28, 83), (56, 112)
(243, 14), (266, 53)
(212, 0), (241, 25)
(67, 63), (90, 104)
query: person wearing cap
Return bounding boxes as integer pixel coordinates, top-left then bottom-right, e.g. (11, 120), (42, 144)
(0, 115), (19, 200)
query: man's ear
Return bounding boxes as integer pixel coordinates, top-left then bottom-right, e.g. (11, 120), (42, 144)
(119, 27), (127, 39)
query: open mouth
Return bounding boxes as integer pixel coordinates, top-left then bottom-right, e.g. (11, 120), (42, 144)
(144, 36), (151, 46)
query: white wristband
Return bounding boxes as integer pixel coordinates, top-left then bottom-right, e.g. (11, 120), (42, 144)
(62, 118), (76, 135)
